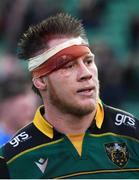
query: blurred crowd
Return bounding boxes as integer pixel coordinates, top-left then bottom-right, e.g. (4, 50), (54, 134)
(0, 0), (139, 146)
(0, 54), (41, 145)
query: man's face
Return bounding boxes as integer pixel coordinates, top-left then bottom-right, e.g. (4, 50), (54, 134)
(43, 38), (99, 116)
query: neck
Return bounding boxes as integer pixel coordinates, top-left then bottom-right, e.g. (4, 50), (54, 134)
(44, 104), (96, 135)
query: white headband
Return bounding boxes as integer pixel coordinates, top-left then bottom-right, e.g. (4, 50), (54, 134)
(28, 37), (88, 71)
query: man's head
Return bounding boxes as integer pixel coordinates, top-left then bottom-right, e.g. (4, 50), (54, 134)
(18, 13), (88, 96)
(18, 13), (99, 116)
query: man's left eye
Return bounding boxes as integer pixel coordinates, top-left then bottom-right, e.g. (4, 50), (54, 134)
(85, 59), (93, 65)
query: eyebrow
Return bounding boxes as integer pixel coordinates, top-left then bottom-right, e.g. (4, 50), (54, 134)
(83, 53), (95, 59)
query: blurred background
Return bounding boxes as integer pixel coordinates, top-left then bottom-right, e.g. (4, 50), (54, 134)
(0, 0), (139, 145)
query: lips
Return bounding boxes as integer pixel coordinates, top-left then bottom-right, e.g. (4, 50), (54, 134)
(77, 86), (95, 96)
(77, 87), (93, 92)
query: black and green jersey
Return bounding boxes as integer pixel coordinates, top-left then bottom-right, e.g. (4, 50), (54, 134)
(0, 103), (139, 179)
(0, 157), (9, 178)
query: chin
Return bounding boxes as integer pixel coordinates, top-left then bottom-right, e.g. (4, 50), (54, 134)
(71, 101), (96, 116)
(80, 98), (96, 108)
(71, 105), (94, 116)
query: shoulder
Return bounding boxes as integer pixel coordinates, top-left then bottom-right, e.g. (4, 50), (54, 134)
(102, 104), (139, 139)
(0, 122), (52, 162)
(0, 157), (9, 178)
(104, 104), (138, 125)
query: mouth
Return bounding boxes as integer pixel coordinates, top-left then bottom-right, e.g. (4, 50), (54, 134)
(77, 86), (95, 96)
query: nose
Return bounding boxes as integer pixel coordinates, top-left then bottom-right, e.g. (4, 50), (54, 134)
(77, 62), (92, 81)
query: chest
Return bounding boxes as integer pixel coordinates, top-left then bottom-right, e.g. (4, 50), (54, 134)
(9, 134), (139, 179)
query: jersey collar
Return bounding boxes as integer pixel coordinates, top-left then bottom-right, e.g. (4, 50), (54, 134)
(33, 100), (104, 139)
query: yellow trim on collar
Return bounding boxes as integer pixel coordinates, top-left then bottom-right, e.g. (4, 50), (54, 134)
(33, 101), (104, 138)
(33, 106), (53, 139)
(67, 133), (84, 156)
(95, 99), (104, 129)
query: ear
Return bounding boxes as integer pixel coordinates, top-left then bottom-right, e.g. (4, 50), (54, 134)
(32, 77), (47, 90)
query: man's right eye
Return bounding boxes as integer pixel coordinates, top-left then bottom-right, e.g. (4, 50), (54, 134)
(63, 61), (75, 69)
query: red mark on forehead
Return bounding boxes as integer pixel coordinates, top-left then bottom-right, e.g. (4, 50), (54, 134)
(32, 45), (91, 78)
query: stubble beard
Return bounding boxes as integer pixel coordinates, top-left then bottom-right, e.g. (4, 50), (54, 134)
(50, 95), (96, 116)
(47, 80), (99, 117)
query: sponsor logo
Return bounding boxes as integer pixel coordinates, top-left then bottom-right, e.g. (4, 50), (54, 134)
(115, 113), (136, 128)
(35, 158), (48, 173)
(105, 142), (129, 168)
(9, 131), (31, 147)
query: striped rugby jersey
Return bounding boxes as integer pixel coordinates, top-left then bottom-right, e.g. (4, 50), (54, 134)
(0, 103), (139, 179)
